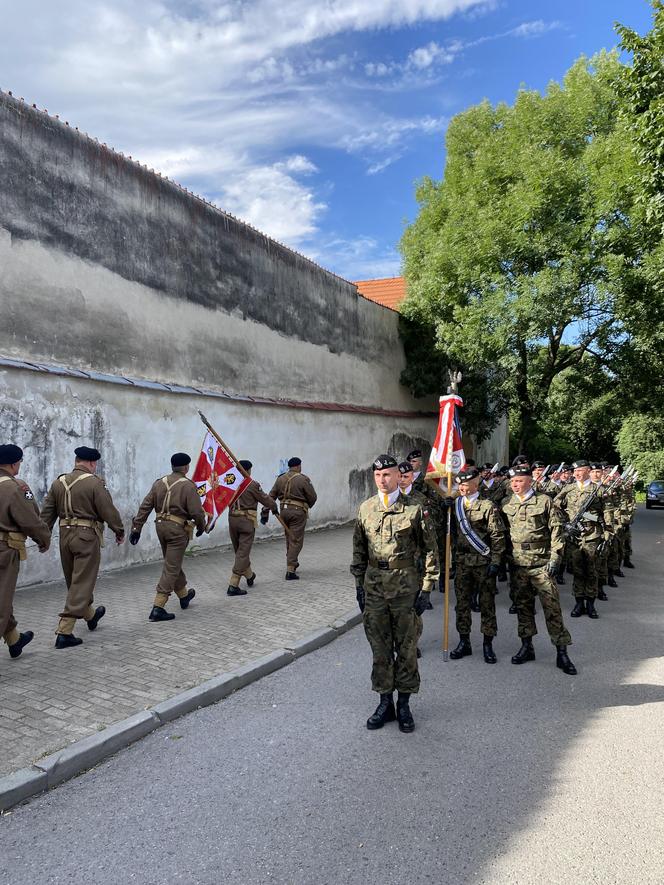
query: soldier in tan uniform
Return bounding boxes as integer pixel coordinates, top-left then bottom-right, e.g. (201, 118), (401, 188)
(226, 459), (277, 596)
(263, 457), (317, 580)
(41, 446), (125, 648)
(129, 452), (207, 621)
(0, 444), (51, 662)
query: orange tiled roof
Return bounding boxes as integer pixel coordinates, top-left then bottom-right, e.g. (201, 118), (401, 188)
(355, 277), (406, 312)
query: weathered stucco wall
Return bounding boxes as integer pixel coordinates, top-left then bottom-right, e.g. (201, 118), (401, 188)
(0, 368), (435, 586)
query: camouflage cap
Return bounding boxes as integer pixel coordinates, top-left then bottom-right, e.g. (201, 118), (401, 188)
(373, 454), (398, 470)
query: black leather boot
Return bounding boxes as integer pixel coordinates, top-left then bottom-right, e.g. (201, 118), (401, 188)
(416, 647), (422, 658)
(607, 573), (618, 588)
(285, 571), (300, 580)
(55, 633), (83, 649)
(366, 693), (396, 730)
(8, 630), (34, 658)
(87, 605), (106, 630)
(470, 591), (480, 612)
(586, 598), (599, 619)
(556, 646), (577, 675)
(497, 565), (507, 582)
(246, 573), (256, 587)
(482, 636), (497, 664)
(450, 635), (472, 660)
(624, 558), (634, 569)
(149, 606), (175, 621)
(597, 587), (608, 601)
(180, 588), (196, 609)
(396, 692), (415, 733)
(511, 639), (535, 665)
(509, 603), (518, 614)
(556, 572), (565, 585)
(614, 568), (625, 578)
(570, 598), (586, 617)
(227, 586), (247, 596)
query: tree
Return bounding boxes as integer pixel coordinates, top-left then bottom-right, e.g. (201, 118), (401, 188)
(616, 413), (664, 484)
(400, 52), (648, 453)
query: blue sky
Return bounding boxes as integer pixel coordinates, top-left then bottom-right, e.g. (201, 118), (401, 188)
(1, 1), (655, 280)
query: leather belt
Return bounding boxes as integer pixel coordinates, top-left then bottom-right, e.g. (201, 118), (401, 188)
(156, 514), (188, 527)
(369, 556), (415, 570)
(0, 530), (28, 561)
(282, 499), (309, 513)
(60, 517), (102, 530)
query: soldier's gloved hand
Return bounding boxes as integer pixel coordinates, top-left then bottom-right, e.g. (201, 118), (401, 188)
(443, 496), (455, 508)
(414, 592), (430, 616)
(564, 523), (581, 540)
(271, 506), (279, 516)
(546, 560), (559, 576)
(485, 563), (499, 578)
(260, 513), (269, 525)
(129, 530), (141, 546)
(355, 584), (365, 613)
(115, 532), (125, 546)
(195, 526), (205, 537)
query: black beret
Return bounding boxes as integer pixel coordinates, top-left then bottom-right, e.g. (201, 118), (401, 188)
(171, 452), (191, 467)
(457, 466), (480, 481)
(373, 454), (398, 470)
(465, 458), (476, 467)
(561, 463), (572, 471)
(589, 461), (603, 470)
(239, 459), (253, 471)
(0, 444), (23, 464)
(510, 465), (532, 477)
(572, 460), (589, 469)
(75, 446), (101, 462)
(480, 462), (493, 470)
(287, 457), (302, 467)
(398, 460), (414, 475)
(499, 466), (510, 476)
(406, 449), (422, 461)
(600, 461), (610, 468)
(532, 460), (546, 468)
(512, 454), (529, 466)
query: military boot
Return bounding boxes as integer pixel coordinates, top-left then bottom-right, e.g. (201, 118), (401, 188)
(570, 598), (586, 617)
(180, 588), (196, 609)
(556, 572), (565, 585)
(227, 586), (247, 596)
(586, 598), (599, 619)
(285, 572), (299, 581)
(149, 606), (175, 622)
(597, 587), (608, 601)
(482, 635), (497, 664)
(497, 565), (507, 582)
(607, 573), (618, 588)
(470, 591), (480, 612)
(614, 568), (625, 578)
(87, 605), (106, 630)
(396, 692), (415, 733)
(55, 634), (83, 649)
(556, 646), (577, 675)
(450, 635), (472, 660)
(624, 557), (635, 569)
(366, 693), (396, 730)
(511, 639), (535, 665)
(509, 603), (518, 614)
(8, 631), (34, 659)
(246, 573), (256, 587)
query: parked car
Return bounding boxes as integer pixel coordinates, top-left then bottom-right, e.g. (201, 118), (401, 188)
(645, 481), (664, 509)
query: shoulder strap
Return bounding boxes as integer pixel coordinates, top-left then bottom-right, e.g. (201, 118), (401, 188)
(0, 476), (13, 485)
(59, 473), (95, 518)
(283, 472), (296, 499)
(158, 475), (189, 517)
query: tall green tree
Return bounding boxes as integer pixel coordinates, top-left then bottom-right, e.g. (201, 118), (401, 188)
(400, 52), (647, 453)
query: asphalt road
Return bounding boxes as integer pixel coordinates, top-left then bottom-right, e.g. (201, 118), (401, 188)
(2, 508), (663, 885)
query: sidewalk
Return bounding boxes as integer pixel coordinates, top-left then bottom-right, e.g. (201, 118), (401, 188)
(1, 525), (355, 779)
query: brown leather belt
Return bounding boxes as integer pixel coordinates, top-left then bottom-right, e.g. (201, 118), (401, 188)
(282, 499), (309, 513)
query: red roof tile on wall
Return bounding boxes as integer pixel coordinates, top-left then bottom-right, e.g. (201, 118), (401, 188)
(355, 277), (406, 312)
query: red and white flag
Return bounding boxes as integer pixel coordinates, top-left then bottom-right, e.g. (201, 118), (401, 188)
(191, 431), (250, 523)
(427, 394), (466, 481)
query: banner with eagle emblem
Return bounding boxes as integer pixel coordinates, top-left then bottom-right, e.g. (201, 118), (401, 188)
(191, 431), (251, 524)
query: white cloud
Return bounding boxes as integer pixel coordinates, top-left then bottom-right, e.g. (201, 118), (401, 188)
(512, 20), (562, 39)
(310, 236), (402, 281)
(408, 41), (456, 70)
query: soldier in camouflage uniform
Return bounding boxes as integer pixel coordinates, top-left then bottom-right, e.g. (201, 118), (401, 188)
(620, 479), (636, 568)
(351, 454), (439, 733)
(590, 462), (615, 598)
(407, 448), (450, 591)
(604, 466), (625, 578)
(501, 465), (576, 674)
(447, 466), (505, 664)
(554, 460), (611, 620)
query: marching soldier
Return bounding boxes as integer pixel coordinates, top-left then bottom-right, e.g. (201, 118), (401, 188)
(590, 462), (614, 598)
(263, 457), (317, 580)
(130, 452), (206, 621)
(554, 459), (611, 620)
(226, 460), (277, 596)
(501, 465), (577, 675)
(0, 445), (51, 662)
(41, 447), (125, 648)
(351, 455), (439, 733)
(620, 477), (636, 568)
(447, 466), (505, 664)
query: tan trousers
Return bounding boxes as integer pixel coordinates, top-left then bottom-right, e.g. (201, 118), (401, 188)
(0, 542), (21, 646)
(281, 506), (308, 571)
(228, 515), (255, 587)
(56, 526), (100, 634)
(154, 521), (190, 608)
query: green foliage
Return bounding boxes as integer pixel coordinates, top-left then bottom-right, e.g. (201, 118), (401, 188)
(616, 413), (664, 485)
(401, 52), (652, 454)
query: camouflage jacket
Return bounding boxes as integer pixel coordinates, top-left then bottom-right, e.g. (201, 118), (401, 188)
(412, 474), (447, 532)
(454, 496), (506, 566)
(553, 481), (609, 543)
(501, 491), (564, 567)
(351, 493), (439, 595)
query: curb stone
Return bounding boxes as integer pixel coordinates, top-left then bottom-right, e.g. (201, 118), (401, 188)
(0, 608), (361, 812)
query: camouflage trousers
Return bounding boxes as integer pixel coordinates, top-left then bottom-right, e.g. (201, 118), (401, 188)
(512, 564), (572, 647)
(623, 526), (633, 559)
(454, 561), (497, 637)
(608, 534), (622, 572)
(571, 539), (600, 600)
(363, 587), (420, 694)
(597, 542), (609, 584)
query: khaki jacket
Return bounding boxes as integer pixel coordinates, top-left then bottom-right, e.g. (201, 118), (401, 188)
(132, 472), (206, 533)
(41, 466), (124, 536)
(0, 467), (51, 556)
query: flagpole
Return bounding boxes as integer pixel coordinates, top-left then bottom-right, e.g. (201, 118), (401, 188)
(443, 470), (452, 661)
(198, 411), (294, 540)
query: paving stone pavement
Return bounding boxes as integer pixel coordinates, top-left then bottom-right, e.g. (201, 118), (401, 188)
(0, 525), (355, 778)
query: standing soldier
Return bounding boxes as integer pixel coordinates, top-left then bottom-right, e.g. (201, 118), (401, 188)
(554, 459), (610, 620)
(620, 477), (636, 568)
(590, 462), (614, 598)
(398, 459), (433, 633)
(408, 448), (451, 590)
(263, 457), (317, 580)
(0, 445), (51, 661)
(501, 465), (577, 675)
(447, 466), (505, 664)
(226, 459), (277, 596)
(351, 455), (439, 733)
(41, 446), (125, 648)
(129, 453), (207, 621)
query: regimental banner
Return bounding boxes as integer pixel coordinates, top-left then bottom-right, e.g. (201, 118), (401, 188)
(427, 394), (465, 480)
(191, 431), (251, 519)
